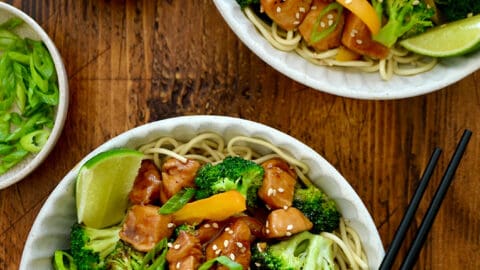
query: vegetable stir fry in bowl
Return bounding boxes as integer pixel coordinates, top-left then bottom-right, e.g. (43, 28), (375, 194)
(20, 116), (384, 269)
(213, 0), (480, 99)
(0, 3), (68, 189)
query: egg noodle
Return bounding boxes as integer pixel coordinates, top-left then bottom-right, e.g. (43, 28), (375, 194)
(244, 7), (437, 81)
(139, 132), (369, 270)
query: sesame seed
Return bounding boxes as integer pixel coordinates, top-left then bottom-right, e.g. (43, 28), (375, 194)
(228, 230), (234, 235)
(328, 19), (334, 26)
(311, 5), (317, 10)
(265, 221), (269, 227)
(286, 232), (292, 236)
(350, 29), (358, 37)
(212, 222), (219, 228)
(215, 249), (222, 255)
(255, 263), (261, 267)
(225, 227), (231, 232)
(167, 242), (173, 248)
(412, 0), (419, 5)
(267, 188), (274, 196)
(276, 6), (281, 13)
(356, 39), (363, 45)
(295, 12), (300, 19)
(277, 188), (285, 193)
(230, 253), (236, 261)
(299, 7), (305, 12)
(174, 244), (181, 249)
(213, 244), (218, 250)
(293, 20), (300, 25)
(224, 240), (229, 248)
(176, 262), (181, 269)
(286, 224), (293, 230)
(236, 242), (244, 248)
(345, 0), (352, 4)
(167, 223), (175, 228)
(320, 22), (326, 28)
(283, 205), (289, 210)
(327, 14), (334, 19)
(204, 223), (211, 228)
(266, 229), (270, 234)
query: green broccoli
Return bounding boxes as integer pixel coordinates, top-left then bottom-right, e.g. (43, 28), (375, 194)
(251, 231), (335, 270)
(104, 241), (144, 270)
(194, 156), (264, 208)
(372, 0), (435, 47)
(435, 0), (480, 22)
(292, 185), (340, 233)
(236, 0), (260, 9)
(171, 223), (197, 240)
(70, 223), (121, 270)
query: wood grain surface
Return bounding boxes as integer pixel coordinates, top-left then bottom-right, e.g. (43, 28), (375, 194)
(1, 1), (479, 269)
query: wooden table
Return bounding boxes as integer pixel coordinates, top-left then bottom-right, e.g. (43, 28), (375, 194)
(1, 1), (479, 269)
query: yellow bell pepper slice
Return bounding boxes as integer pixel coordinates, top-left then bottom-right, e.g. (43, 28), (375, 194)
(336, 0), (381, 34)
(173, 190), (246, 224)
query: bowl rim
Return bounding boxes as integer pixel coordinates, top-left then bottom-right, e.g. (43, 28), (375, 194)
(20, 115), (385, 269)
(212, 0), (480, 100)
(0, 2), (69, 189)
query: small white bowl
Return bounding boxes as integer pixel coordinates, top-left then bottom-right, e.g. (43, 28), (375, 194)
(20, 116), (384, 269)
(213, 0), (480, 100)
(0, 3), (69, 189)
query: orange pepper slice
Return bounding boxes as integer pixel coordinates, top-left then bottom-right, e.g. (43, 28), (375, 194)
(336, 0), (381, 34)
(173, 190), (246, 224)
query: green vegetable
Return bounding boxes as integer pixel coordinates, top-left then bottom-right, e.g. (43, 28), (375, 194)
(53, 250), (77, 270)
(310, 3), (344, 43)
(140, 238), (168, 270)
(171, 223), (197, 240)
(435, 0), (480, 22)
(104, 241), (144, 270)
(198, 256), (243, 270)
(251, 231), (335, 270)
(0, 18), (58, 174)
(194, 156), (264, 208)
(372, 0), (435, 47)
(292, 185), (341, 233)
(158, 188), (196, 214)
(69, 223), (121, 270)
(235, 0), (260, 9)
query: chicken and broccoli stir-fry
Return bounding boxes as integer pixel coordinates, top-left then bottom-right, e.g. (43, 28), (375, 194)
(53, 135), (368, 270)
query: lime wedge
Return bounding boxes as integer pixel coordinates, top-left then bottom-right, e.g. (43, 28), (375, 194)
(76, 148), (144, 228)
(400, 14), (480, 57)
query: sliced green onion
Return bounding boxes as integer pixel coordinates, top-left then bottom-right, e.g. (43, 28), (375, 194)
(310, 3), (344, 43)
(158, 188), (196, 214)
(20, 129), (50, 153)
(52, 250), (77, 270)
(198, 256), (243, 270)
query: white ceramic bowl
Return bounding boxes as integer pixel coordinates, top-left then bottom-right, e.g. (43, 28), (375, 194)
(0, 3), (69, 189)
(20, 116), (384, 269)
(213, 0), (480, 100)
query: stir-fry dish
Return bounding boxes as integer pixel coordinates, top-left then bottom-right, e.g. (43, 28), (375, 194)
(53, 134), (369, 270)
(237, 0), (480, 80)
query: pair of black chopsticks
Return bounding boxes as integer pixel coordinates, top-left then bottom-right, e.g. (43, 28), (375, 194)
(379, 129), (472, 270)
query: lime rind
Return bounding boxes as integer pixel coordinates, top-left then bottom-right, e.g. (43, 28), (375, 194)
(400, 14), (480, 57)
(81, 148), (143, 169)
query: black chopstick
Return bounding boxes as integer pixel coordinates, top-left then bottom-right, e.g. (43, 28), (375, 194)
(399, 129), (472, 270)
(379, 129), (472, 270)
(378, 147), (442, 270)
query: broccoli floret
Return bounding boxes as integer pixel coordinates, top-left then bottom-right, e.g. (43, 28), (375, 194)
(104, 241), (144, 270)
(236, 0), (260, 9)
(435, 0), (480, 22)
(251, 231), (335, 270)
(171, 223), (197, 240)
(194, 156), (264, 208)
(70, 223), (121, 270)
(292, 185), (340, 233)
(372, 0), (435, 47)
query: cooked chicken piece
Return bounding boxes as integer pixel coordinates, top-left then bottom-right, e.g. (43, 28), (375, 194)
(299, 0), (345, 51)
(341, 12), (389, 59)
(196, 220), (227, 244)
(261, 0), (312, 31)
(229, 215), (265, 241)
(264, 207), (313, 238)
(160, 158), (201, 204)
(119, 205), (175, 252)
(129, 159), (162, 205)
(206, 219), (252, 269)
(166, 231), (204, 270)
(258, 159), (297, 209)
